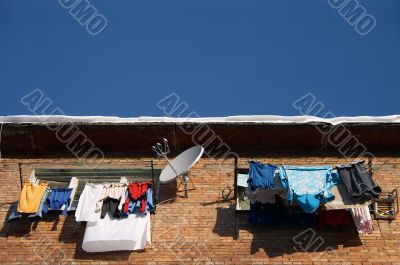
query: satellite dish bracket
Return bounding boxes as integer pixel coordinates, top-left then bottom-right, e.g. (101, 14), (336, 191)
(176, 171), (196, 198)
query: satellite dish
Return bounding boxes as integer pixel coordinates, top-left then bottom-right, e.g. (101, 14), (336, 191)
(159, 145), (204, 184)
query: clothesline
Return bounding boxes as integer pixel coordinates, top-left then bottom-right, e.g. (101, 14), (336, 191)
(243, 158), (374, 173)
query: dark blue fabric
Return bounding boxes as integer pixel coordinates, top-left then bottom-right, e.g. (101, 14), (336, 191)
(248, 161), (277, 190)
(248, 202), (318, 227)
(248, 202), (283, 225)
(42, 188), (72, 216)
(336, 160), (382, 201)
(7, 211), (22, 223)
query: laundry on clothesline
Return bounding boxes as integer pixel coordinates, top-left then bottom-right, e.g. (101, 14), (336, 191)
(75, 183), (103, 222)
(350, 206), (374, 234)
(246, 160), (382, 233)
(8, 173), (154, 252)
(336, 160), (382, 202)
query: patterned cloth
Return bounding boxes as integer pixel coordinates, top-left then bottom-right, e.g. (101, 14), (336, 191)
(350, 206), (373, 234)
(278, 166), (337, 213)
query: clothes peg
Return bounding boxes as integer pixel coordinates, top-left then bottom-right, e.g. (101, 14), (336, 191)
(29, 169), (39, 184)
(120, 177), (128, 184)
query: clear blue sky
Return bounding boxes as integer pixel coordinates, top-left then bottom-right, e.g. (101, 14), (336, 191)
(1, 0), (399, 117)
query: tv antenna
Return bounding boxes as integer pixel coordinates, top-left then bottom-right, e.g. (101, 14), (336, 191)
(152, 138), (204, 198)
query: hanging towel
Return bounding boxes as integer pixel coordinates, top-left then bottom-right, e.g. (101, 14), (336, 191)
(75, 183), (103, 222)
(82, 212), (151, 252)
(17, 182), (48, 213)
(336, 160), (381, 202)
(278, 166), (337, 213)
(350, 206), (373, 234)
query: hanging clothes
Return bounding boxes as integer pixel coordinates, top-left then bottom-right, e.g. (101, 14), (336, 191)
(42, 188), (73, 216)
(95, 183), (127, 214)
(247, 161), (277, 190)
(248, 161), (287, 205)
(318, 209), (351, 228)
(278, 166), (337, 213)
(248, 201), (285, 225)
(61, 177), (79, 211)
(7, 211), (22, 223)
(248, 201), (318, 227)
(145, 187), (154, 213)
(350, 206), (373, 234)
(8, 181), (48, 222)
(249, 188), (283, 205)
(82, 212), (151, 252)
(123, 182), (151, 215)
(336, 160), (381, 202)
(17, 181), (48, 213)
(101, 198), (121, 218)
(323, 172), (371, 210)
(27, 188), (51, 221)
(75, 183), (103, 222)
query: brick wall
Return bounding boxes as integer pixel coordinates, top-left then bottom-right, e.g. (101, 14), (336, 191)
(0, 156), (399, 265)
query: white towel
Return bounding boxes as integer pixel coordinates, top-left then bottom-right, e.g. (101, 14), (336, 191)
(75, 183), (103, 222)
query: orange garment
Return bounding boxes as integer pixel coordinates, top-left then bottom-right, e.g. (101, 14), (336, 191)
(17, 182), (48, 213)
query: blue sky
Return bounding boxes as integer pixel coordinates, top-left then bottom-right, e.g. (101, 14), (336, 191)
(0, 0), (399, 117)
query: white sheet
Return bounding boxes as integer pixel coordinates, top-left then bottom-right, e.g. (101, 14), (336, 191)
(82, 213), (151, 252)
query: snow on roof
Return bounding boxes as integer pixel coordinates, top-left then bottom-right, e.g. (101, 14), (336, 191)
(1, 115), (400, 125)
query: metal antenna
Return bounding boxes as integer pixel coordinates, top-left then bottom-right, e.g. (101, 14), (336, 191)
(152, 138), (182, 181)
(162, 138), (169, 153)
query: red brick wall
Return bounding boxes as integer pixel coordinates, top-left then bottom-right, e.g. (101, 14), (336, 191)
(0, 156), (399, 265)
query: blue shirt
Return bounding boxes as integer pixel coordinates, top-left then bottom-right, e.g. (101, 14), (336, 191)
(42, 188), (72, 216)
(248, 161), (277, 190)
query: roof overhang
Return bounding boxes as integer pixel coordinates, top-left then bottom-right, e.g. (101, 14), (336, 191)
(1, 115), (399, 157)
